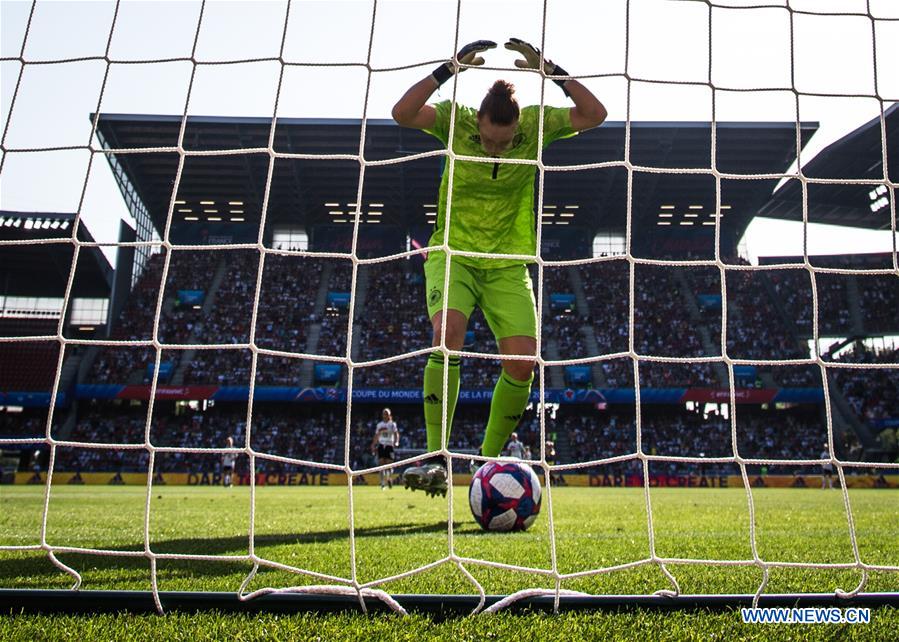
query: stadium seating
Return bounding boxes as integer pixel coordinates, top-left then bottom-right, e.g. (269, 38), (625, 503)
(0, 318), (60, 391)
(832, 345), (899, 427)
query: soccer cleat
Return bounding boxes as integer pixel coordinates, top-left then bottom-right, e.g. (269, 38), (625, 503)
(469, 458), (482, 475)
(402, 464), (448, 498)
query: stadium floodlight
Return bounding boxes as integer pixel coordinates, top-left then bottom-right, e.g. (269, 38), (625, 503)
(1, 0), (897, 622)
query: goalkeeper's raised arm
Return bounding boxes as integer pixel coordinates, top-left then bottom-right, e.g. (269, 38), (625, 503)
(392, 38), (606, 133)
(392, 40), (497, 130)
(503, 37), (606, 131)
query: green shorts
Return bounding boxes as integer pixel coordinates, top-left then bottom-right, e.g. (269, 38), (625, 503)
(423, 254), (537, 339)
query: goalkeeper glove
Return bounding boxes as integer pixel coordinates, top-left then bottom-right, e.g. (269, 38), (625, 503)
(504, 37), (571, 97)
(431, 39), (497, 87)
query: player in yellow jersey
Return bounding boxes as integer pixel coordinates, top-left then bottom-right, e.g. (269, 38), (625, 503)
(393, 38), (607, 496)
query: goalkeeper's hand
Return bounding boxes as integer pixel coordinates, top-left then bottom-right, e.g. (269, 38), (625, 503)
(431, 39), (497, 87)
(505, 37), (556, 74)
(505, 37), (571, 96)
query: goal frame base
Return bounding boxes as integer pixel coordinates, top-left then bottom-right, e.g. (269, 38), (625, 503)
(2, 589), (897, 616)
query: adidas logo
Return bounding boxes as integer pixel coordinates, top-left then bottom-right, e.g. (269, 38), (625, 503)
(503, 414), (523, 422)
(424, 394), (441, 404)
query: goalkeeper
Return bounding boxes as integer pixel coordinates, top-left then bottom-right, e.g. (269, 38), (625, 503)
(392, 38), (607, 496)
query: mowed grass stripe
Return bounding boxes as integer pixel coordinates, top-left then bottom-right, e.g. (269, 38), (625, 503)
(1, 486), (896, 598)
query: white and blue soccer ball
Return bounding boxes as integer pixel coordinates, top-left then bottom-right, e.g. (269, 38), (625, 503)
(469, 461), (542, 532)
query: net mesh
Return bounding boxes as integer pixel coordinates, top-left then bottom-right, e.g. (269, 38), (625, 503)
(0, 0), (897, 615)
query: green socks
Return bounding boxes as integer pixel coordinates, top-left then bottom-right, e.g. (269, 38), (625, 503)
(424, 355), (532, 457)
(423, 352), (461, 451)
(481, 370), (534, 457)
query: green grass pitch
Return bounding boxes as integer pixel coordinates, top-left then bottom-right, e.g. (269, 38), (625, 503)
(2, 485), (897, 640)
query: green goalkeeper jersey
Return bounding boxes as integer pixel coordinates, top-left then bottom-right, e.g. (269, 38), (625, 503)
(423, 100), (577, 269)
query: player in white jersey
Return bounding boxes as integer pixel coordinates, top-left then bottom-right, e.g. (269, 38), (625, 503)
(505, 432), (527, 460)
(222, 436), (236, 488)
(370, 408), (400, 489)
(820, 444), (834, 489)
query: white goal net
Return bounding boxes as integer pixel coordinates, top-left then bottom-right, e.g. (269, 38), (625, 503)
(1, 0), (897, 615)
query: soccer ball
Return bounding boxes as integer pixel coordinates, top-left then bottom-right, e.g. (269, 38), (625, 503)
(469, 461), (542, 532)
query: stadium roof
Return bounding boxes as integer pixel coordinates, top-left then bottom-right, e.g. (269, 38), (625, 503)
(759, 103), (898, 230)
(95, 113), (817, 252)
(0, 212), (113, 298)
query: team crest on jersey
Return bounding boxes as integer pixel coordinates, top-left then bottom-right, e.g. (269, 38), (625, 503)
(428, 288), (441, 306)
(467, 132), (525, 149)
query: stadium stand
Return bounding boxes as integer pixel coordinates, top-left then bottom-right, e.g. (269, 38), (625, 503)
(3, 111), (897, 479)
(0, 318), (60, 392)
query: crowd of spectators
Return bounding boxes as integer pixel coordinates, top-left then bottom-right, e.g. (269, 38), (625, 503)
(577, 261), (720, 388)
(33, 393), (886, 479)
(858, 274), (899, 334)
(90, 253), (167, 383)
(54, 402), (348, 474)
(180, 251), (259, 385)
(157, 250), (220, 345)
(83, 247), (895, 399)
(769, 268), (814, 335)
(831, 344), (899, 427)
(354, 261), (430, 388)
(566, 405), (836, 476)
(580, 260), (630, 357)
(0, 410), (56, 437)
(315, 262), (354, 363)
(725, 267), (816, 387)
(814, 273), (853, 335)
